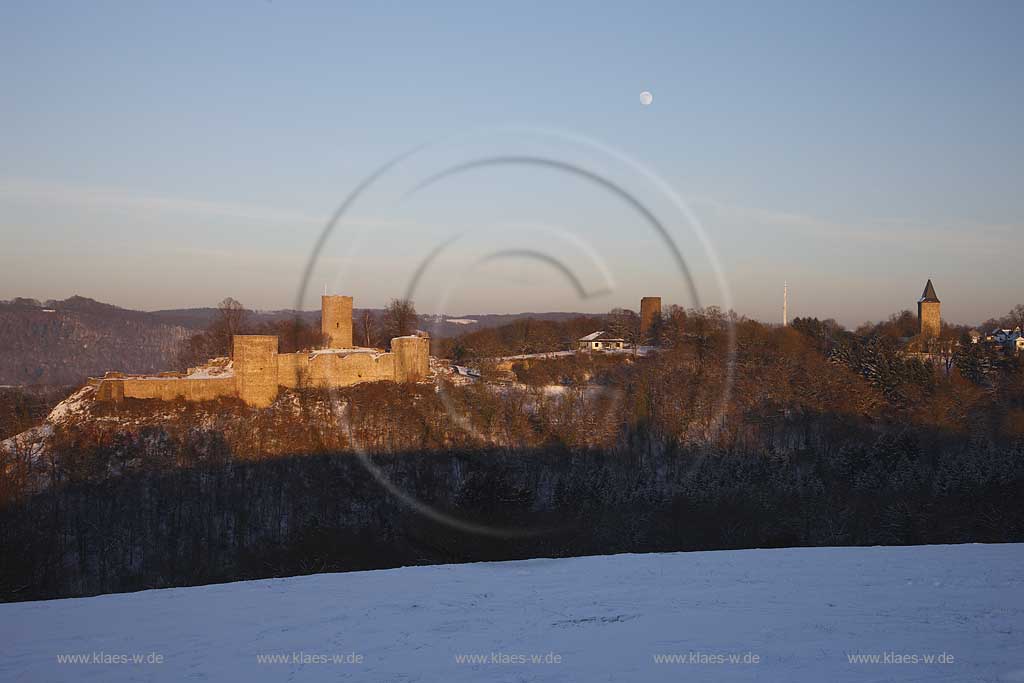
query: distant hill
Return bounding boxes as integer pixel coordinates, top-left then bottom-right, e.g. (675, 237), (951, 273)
(147, 308), (593, 338)
(149, 307), (322, 330)
(0, 297), (193, 386)
(420, 312), (591, 338)
(0, 297), (592, 386)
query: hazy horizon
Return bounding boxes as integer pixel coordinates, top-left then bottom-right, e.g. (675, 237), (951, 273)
(3, 283), (1013, 331)
(3, 1), (1022, 328)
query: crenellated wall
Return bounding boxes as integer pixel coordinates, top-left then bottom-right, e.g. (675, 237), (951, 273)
(93, 375), (236, 402)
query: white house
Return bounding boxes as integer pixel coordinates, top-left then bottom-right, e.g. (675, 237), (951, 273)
(577, 331), (626, 352)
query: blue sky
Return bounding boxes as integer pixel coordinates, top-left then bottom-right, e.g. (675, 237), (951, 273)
(1, 1), (1021, 326)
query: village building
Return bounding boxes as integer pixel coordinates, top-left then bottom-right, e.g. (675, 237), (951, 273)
(986, 327), (1024, 353)
(577, 331), (626, 352)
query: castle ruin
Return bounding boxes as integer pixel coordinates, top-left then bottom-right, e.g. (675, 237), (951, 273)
(92, 296), (430, 408)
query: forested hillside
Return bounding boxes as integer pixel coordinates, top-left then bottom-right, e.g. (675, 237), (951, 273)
(0, 297), (191, 386)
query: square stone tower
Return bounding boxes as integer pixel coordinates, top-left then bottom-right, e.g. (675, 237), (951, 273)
(321, 295), (353, 348)
(233, 335), (279, 408)
(917, 280), (941, 339)
(640, 296), (662, 341)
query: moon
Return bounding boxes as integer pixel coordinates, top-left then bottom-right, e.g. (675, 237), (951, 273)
(640, 91), (653, 106)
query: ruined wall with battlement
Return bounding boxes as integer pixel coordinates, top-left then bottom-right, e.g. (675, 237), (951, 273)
(92, 373), (236, 403)
(279, 349), (396, 389)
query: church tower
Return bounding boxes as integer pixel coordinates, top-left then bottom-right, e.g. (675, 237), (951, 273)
(917, 279), (941, 339)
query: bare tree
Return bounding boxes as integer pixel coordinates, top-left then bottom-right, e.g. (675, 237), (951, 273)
(383, 299), (417, 342)
(213, 297), (248, 357)
(662, 304), (687, 349)
(176, 331), (220, 370)
(1009, 304), (1024, 331)
(607, 308), (641, 350)
(359, 309), (379, 348)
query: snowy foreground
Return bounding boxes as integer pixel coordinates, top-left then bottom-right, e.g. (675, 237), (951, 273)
(1, 545), (1022, 682)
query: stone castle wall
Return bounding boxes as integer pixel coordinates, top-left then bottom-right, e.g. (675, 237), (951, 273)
(93, 375), (236, 402)
(311, 351), (395, 386)
(275, 352), (309, 388)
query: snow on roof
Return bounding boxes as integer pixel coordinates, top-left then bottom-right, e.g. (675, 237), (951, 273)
(578, 331), (624, 342)
(452, 365), (481, 377)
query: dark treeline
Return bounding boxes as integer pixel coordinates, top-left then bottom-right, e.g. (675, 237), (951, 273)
(2, 430), (1022, 602)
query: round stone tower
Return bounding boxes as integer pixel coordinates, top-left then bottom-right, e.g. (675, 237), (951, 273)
(391, 335), (430, 383)
(321, 295), (353, 348)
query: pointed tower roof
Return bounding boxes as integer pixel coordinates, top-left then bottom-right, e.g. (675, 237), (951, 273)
(919, 279), (940, 303)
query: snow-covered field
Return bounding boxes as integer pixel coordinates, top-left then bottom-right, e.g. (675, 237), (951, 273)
(1, 544), (1021, 682)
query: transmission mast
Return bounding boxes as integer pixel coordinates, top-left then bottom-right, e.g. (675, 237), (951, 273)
(783, 281), (788, 327)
